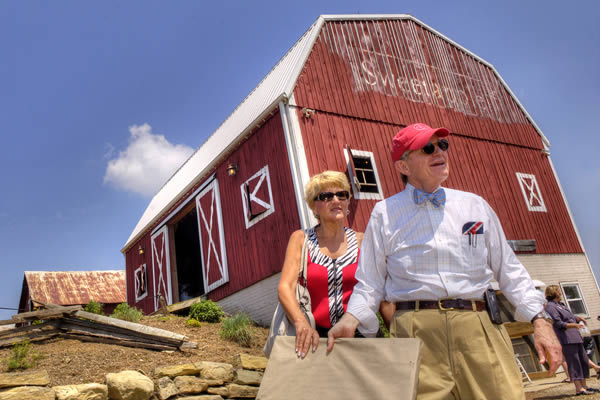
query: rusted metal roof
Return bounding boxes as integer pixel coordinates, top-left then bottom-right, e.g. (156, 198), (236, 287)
(24, 270), (126, 306)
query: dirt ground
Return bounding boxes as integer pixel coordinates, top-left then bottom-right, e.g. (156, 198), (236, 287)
(526, 379), (600, 400)
(0, 314), (269, 386)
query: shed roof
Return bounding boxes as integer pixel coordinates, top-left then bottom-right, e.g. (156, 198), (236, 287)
(23, 270), (126, 306)
(122, 14), (549, 253)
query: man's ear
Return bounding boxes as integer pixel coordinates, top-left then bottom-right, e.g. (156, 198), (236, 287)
(395, 160), (410, 177)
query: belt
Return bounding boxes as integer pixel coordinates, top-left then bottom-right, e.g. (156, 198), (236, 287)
(395, 299), (486, 312)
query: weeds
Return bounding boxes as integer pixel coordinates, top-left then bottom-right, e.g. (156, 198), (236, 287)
(186, 318), (202, 328)
(3, 340), (42, 371)
(220, 313), (253, 347)
(110, 303), (143, 323)
(84, 299), (105, 315)
(189, 300), (224, 323)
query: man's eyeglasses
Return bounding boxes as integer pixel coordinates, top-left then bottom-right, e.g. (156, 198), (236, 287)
(421, 139), (449, 155)
(314, 191), (350, 202)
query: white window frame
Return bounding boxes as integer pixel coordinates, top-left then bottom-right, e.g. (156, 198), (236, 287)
(240, 165), (275, 229)
(559, 282), (589, 317)
(516, 172), (547, 212)
(344, 148), (384, 200)
(134, 263), (148, 302)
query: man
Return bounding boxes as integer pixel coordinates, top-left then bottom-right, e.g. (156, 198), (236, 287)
(327, 123), (562, 399)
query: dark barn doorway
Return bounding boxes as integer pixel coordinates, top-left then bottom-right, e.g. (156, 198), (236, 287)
(173, 207), (205, 301)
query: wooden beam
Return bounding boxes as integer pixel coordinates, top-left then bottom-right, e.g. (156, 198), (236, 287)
(61, 333), (176, 351)
(12, 306), (81, 322)
(0, 332), (60, 348)
(72, 311), (187, 341)
(0, 320), (59, 338)
(60, 318), (182, 347)
(167, 296), (206, 314)
(504, 321), (534, 338)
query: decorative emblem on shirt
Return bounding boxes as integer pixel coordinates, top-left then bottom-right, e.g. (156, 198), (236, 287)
(462, 222), (484, 247)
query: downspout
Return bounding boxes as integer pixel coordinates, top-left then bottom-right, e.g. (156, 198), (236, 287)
(279, 99), (312, 230)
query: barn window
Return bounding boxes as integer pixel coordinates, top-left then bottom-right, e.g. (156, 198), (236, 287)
(344, 146), (383, 200)
(560, 282), (589, 316)
(516, 173), (547, 212)
(241, 165), (275, 229)
(134, 264), (148, 301)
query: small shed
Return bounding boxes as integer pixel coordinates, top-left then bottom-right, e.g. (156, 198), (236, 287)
(18, 270), (127, 315)
(122, 15), (600, 372)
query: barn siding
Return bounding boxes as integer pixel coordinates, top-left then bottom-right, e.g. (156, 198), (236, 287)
(125, 111), (299, 309)
(208, 112), (300, 301)
(292, 18), (581, 254)
(296, 110), (580, 254)
(294, 19), (542, 148)
(126, 235), (154, 314)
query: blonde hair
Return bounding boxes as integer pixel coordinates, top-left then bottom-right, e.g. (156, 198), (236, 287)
(304, 171), (351, 211)
(545, 285), (562, 301)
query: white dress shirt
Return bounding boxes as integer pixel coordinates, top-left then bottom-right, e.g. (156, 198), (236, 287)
(348, 183), (545, 336)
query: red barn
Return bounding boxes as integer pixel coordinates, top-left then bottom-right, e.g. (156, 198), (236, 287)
(122, 15), (599, 370)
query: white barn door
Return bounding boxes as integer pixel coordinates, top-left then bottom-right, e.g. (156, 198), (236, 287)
(151, 225), (172, 311)
(196, 179), (229, 293)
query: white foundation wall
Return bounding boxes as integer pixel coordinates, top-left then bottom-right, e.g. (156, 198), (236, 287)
(217, 273), (281, 326)
(519, 253), (600, 332)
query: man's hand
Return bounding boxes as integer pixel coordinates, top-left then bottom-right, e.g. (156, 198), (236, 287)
(327, 313), (360, 352)
(533, 319), (563, 374)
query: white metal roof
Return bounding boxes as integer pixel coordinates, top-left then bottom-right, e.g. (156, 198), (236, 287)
(122, 14), (550, 252)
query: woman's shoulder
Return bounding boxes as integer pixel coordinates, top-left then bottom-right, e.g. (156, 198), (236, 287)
(289, 229), (307, 243)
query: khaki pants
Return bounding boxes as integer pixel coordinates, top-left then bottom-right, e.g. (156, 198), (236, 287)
(391, 308), (525, 400)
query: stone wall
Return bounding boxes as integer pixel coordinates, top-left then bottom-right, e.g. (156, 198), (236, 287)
(0, 354), (267, 400)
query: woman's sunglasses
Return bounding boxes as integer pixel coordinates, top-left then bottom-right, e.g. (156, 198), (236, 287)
(314, 191), (350, 202)
(421, 139), (449, 155)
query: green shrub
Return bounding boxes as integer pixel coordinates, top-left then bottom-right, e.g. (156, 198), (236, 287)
(188, 300), (224, 323)
(84, 299), (104, 315)
(3, 340), (42, 371)
(220, 313), (253, 347)
(377, 312), (390, 338)
(110, 303), (143, 323)
(186, 318), (202, 328)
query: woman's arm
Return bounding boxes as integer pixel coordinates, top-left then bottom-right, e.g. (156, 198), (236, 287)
(277, 229), (319, 358)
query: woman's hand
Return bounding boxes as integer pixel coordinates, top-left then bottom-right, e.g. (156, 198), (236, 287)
(294, 317), (319, 359)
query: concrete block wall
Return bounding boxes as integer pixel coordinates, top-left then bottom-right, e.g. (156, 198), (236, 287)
(217, 273), (280, 326)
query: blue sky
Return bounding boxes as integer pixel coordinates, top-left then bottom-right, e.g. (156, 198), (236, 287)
(1, 1), (598, 320)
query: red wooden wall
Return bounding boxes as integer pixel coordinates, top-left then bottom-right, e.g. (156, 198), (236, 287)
(293, 18), (580, 254)
(125, 111), (300, 308)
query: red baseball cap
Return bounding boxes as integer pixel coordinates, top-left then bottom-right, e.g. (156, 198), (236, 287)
(391, 123), (450, 161)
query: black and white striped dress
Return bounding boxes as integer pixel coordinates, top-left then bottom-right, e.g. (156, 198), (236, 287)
(305, 226), (360, 330)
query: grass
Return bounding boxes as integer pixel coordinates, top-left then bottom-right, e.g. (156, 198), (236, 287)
(3, 340), (42, 371)
(220, 313), (253, 347)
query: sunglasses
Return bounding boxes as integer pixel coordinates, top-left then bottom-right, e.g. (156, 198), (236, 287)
(314, 191), (350, 202)
(421, 139), (449, 155)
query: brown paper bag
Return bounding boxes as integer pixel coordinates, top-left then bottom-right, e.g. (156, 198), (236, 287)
(257, 336), (422, 400)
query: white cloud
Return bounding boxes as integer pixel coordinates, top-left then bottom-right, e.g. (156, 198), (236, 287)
(104, 123), (194, 197)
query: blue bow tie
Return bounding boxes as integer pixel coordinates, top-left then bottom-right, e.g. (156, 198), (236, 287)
(413, 188), (446, 208)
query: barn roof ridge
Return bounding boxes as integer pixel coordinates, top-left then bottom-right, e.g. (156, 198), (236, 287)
(122, 14), (550, 253)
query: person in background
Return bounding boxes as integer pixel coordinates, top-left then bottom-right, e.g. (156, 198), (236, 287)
(278, 170), (391, 358)
(327, 123), (563, 399)
(545, 285), (600, 395)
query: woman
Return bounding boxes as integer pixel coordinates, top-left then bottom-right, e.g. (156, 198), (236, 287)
(545, 285), (600, 395)
(278, 171), (371, 359)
